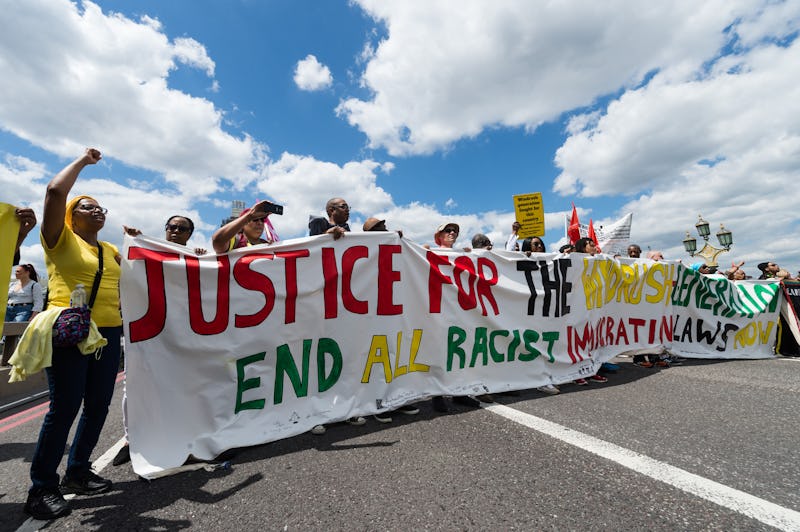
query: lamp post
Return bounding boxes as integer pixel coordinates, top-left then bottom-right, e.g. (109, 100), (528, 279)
(682, 215), (733, 267)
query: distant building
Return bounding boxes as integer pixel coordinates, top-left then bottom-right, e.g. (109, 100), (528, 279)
(221, 200), (246, 227)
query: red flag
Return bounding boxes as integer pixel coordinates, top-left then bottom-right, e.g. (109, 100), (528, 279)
(567, 203), (581, 244)
(588, 219), (601, 252)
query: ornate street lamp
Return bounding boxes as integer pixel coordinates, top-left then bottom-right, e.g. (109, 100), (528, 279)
(682, 215), (733, 266)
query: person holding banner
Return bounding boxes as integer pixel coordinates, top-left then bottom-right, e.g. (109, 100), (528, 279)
(471, 233), (493, 250)
(111, 215), (206, 467)
(309, 197), (350, 240)
(212, 201), (280, 253)
(428, 222), (488, 410)
(308, 197), (366, 434)
(520, 237), (546, 256)
(25, 148), (122, 521)
(571, 238), (609, 385)
(363, 217), (421, 423)
(165, 215), (207, 255)
(574, 237), (598, 255)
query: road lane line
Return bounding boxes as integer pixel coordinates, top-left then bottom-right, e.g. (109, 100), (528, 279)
(0, 403), (49, 433)
(485, 403), (800, 532)
(93, 437), (127, 472)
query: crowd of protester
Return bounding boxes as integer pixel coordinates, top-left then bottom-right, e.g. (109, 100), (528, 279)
(5, 149), (799, 521)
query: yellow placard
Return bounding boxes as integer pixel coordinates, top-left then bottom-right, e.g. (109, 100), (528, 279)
(512, 193), (545, 238)
(1, 203), (21, 324)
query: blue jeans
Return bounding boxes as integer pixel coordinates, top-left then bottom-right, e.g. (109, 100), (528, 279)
(5, 304), (33, 322)
(29, 326), (121, 493)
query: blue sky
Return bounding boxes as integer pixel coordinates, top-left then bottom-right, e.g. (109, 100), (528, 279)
(3, 0), (800, 278)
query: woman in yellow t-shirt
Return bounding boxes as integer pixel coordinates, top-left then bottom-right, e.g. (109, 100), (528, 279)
(25, 148), (121, 521)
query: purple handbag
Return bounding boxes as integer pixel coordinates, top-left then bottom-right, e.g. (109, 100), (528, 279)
(51, 243), (103, 348)
(52, 306), (91, 347)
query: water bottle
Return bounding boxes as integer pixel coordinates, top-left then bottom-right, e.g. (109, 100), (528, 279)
(70, 283), (87, 307)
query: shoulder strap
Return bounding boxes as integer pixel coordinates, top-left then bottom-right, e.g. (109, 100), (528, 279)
(87, 243), (104, 309)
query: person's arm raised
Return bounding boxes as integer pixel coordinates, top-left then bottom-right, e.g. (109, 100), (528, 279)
(14, 207), (37, 252)
(41, 148), (102, 248)
(211, 200), (271, 253)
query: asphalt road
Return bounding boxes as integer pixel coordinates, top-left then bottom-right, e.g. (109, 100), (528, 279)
(1, 356), (799, 531)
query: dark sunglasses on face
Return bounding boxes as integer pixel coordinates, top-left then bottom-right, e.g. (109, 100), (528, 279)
(75, 204), (108, 214)
(443, 228), (458, 234)
(165, 223), (191, 233)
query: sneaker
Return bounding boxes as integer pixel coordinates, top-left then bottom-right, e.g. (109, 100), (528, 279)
(475, 393), (495, 403)
(452, 395), (481, 408)
(61, 471), (112, 495)
(373, 413), (392, 423)
(397, 404), (420, 415)
(24, 488), (71, 520)
(346, 416), (366, 426)
(112, 443), (131, 466)
(310, 424), (326, 435)
(537, 384), (560, 395)
(635, 361), (654, 368)
(600, 362), (619, 373)
(654, 360), (670, 368)
(589, 374), (608, 383)
(574, 378), (588, 385)
(432, 396), (450, 413)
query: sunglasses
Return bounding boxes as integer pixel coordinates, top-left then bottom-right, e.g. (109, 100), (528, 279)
(443, 228), (458, 234)
(75, 204), (108, 214)
(165, 223), (191, 233)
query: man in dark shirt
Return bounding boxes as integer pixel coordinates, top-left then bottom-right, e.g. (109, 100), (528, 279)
(309, 197), (350, 240)
(308, 197), (363, 434)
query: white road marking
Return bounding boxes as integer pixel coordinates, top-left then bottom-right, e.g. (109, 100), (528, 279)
(94, 437), (127, 471)
(484, 403), (800, 532)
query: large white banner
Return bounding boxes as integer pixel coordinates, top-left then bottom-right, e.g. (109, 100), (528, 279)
(120, 234), (780, 476)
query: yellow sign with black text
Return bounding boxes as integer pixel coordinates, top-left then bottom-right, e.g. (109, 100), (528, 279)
(512, 193), (545, 237)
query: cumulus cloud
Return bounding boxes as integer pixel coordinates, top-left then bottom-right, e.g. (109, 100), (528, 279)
(0, 0), (266, 198)
(0, 153), (209, 278)
(552, 7), (800, 269)
(294, 55), (333, 91)
(339, 0), (746, 156)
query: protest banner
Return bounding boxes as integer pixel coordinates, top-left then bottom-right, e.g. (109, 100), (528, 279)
(561, 212), (632, 256)
(121, 234), (781, 477)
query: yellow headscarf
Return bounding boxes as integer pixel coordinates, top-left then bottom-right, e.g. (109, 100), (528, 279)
(64, 195), (96, 231)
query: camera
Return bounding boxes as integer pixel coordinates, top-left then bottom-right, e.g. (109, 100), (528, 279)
(264, 202), (283, 215)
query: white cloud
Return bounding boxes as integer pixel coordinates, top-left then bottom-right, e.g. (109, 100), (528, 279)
(172, 37), (216, 77)
(0, 0), (266, 198)
(259, 152), (393, 236)
(554, 40), (800, 197)
(294, 54), (333, 91)
(551, 10), (800, 271)
(340, 0), (749, 156)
